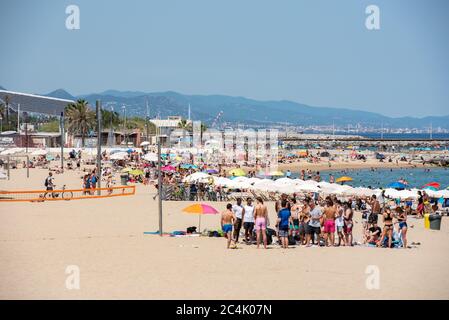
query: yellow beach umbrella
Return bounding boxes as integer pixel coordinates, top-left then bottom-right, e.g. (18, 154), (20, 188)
(229, 168), (246, 177)
(129, 169), (144, 176)
(336, 176), (353, 183)
(121, 168), (133, 173)
(270, 170), (284, 176)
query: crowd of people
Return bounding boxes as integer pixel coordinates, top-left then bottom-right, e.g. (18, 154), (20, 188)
(220, 192), (416, 250)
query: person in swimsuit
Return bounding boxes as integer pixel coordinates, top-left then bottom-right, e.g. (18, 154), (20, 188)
(378, 208), (394, 248)
(254, 197), (269, 249)
(322, 198), (336, 247)
(221, 203), (236, 249)
(299, 200), (310, 245)
(335, 201), (346, 246)
(290, 198), (300, 238)
(416, 191), (424, 218)
(396, 207), (408, 248)
(343, 202), (354, 246)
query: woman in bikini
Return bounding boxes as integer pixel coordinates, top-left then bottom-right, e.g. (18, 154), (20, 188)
(343, 201), (354, 246)
(378, 208), (394, 248)
(299, 199), (310, 245)
(396, 207), (408, 248)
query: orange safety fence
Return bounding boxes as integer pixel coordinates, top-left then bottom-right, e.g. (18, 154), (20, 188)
(0, 185), (136, 202)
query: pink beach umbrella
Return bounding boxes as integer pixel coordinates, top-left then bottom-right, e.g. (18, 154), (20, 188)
(182, 204), (219, 233)
(161, 165), (176, 172)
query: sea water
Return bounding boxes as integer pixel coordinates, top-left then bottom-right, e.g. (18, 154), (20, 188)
(291, 167), (449, 189)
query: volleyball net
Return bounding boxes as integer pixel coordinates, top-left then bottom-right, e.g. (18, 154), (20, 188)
(0, 185), (136, 202)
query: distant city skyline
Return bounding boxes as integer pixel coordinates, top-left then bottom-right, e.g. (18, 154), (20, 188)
(1, 0), (448, 117)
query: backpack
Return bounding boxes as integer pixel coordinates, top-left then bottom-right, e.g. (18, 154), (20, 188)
(288, 235), (296, 245)
(44, 178), (49, 187)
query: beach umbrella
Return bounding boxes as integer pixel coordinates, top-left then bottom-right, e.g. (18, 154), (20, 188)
(228, 168), (246, 177)
(205, 169), (218, 174)
(110, 152), (128, 160)
(129, 169), (144, 176)
(423, 186), (438, 191)
(143, 153), (158, 162)
(180, 164), (198, 169)
(184, 172), (210, 183)
(423, 182), (440, 189)
(140, 141), (150, 147)
(0, 148), (23, 155)
(31, 149), (48, 156)
(336, 176), (353, 183)
(269, 170), (284, 177)
(46, 155), (55, 161)
(161, 165), (176, 172)
(121, 167), (133, 173)
(387, 182), (406, 190)
(182, 203), (219, 232)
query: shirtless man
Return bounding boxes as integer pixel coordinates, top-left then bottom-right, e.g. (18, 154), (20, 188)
(322, 198), (337, 246)
(221, 203), (236, 249)
(254, 197), (269, 249)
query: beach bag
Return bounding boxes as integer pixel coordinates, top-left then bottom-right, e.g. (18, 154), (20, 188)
(266, 228), (276, 237)
(186, 226), (197, 234)
(288, 235), (296, 245)
(44, 179), (48, 187)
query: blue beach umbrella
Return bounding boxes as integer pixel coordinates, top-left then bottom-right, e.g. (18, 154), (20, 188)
(387, 182), (406, 190)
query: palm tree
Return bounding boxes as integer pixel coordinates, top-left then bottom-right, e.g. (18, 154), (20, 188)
(65, 99), (96, 147)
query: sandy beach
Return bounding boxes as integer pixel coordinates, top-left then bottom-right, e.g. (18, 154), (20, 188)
(1, 168), (449, 299)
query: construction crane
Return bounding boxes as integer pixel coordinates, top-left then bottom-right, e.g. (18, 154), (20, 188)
(211, 110), (224, 128)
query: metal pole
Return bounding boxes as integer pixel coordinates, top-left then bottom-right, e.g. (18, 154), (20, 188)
(26, 155), (29, 178)
(96, 100), (102, 195)
(158, 137), (163, 236)
(7, 155), (10, 180)
(60, 112), (64, 173)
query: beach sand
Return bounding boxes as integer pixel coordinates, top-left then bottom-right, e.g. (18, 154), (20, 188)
(1, 168), (449, 299)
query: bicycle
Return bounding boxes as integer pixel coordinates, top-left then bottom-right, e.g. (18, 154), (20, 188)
(44, 185), (74, 200)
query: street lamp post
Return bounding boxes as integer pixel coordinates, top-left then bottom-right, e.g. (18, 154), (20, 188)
(60, 112), (64, 172)
(96, 101), (102, 196)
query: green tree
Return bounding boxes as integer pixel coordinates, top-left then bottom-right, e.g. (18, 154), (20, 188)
(65, 99), (96, 147)
(101, 109), (121, 129)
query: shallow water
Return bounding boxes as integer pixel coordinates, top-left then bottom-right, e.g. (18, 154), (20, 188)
(291, 167), (449, 189)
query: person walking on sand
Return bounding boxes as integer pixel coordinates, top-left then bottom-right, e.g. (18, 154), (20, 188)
(277, 200), (292, 249)
(254, 197), (269, 249)
(221, 203), (236, 249)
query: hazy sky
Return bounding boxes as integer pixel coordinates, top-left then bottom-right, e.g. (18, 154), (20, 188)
(1, 0), (448, 117)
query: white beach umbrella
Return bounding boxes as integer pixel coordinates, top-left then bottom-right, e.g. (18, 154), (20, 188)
(140, 141), (150, 147)
(143, 153), (158, 162)
(110, 152), (128, 160)
(274, 177), (296, 186)
(213, 177), (232, 187)
(184, 172), (210, 183)
(0, 148), (23, 155)
(31, 149), (48, 156)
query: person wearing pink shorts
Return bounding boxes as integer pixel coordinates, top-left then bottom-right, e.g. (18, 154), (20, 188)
(323, 199), (337, 246)
(255, 217), (266, 231)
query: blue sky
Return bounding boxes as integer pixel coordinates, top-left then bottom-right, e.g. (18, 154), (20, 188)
(0, 0), (448, 117)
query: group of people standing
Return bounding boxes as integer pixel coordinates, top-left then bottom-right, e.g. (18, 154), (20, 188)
(220, 194), (355, 249)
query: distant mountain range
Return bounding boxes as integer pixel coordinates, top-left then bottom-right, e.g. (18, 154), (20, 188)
(1, 86), (448, 129)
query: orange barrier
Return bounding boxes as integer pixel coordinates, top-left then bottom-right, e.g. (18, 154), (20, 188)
(0, 185), (136, 202)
